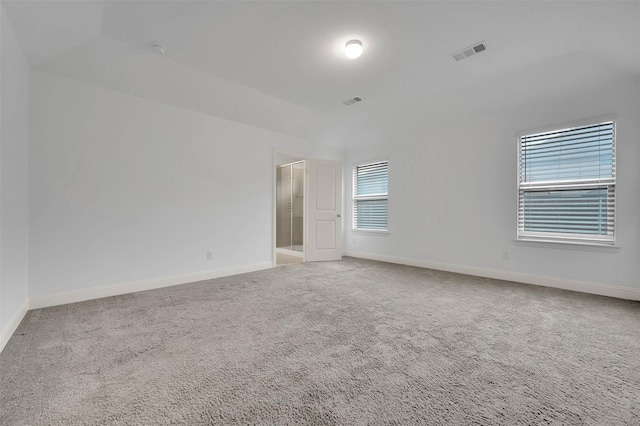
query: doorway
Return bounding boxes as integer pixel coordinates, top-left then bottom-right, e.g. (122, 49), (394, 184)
(273, 151), (343, 267)
(276, 160), (305, 264)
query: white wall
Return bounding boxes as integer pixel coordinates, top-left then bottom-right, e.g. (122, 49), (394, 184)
(34, 34), (329, 145)
(344, 76), (640, 293)
(29, 71), (339, 299)
(1, 8), (30, 349)
(27, 70), (640, 304)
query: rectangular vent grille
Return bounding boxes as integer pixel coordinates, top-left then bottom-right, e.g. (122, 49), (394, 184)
(451, 42), (486, 62)
(343, 96), (363, 106)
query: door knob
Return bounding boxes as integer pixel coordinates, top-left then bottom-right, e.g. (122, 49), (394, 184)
(337, 214), (341, 218)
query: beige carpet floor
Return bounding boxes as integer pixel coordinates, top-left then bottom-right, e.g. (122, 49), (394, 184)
(1, 257), (639, 425)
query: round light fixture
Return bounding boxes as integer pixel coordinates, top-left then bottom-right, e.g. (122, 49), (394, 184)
(345, 40), (363, 59)
(153, 44), (167, 55)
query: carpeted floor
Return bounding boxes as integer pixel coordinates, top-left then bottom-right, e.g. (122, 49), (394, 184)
(1, 257), (639, 425)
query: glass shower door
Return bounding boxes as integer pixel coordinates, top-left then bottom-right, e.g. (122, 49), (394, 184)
(276, 161), (304, 253)
(276, 165), (292, 249)
(291, 162), (304, 252)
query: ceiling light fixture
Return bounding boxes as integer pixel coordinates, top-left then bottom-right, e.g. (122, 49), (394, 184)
(345, 40), (363, 59)
(153, 44), (167, 55)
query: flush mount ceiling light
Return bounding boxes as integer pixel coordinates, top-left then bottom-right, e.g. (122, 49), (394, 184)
(153, 44), (167, 55)
(345, 40), (363, 59)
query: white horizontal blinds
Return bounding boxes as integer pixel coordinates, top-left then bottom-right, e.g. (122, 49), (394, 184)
(355, 161), (388, 196)
(521, 188), (614, 236)
(520, 122), (614, 183)
(354, 199), (388, 230)
(518, 121), (615, 242)
(353, 161), (388, 230)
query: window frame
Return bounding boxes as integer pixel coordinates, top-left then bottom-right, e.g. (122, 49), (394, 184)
(352, 159), (389, 233)
(516, 117), (616, 246)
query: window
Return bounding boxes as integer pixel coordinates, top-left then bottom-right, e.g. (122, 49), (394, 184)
(353, 160), (388, 231)
(517, 120), (615, 244)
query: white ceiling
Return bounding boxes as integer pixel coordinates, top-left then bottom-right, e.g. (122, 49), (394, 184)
(2, 0), (103, 65)
(3, 1), (640, 145)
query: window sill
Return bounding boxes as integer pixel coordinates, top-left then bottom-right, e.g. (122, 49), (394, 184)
(515, 238), (620, 253)
(351, 229), (390, 236)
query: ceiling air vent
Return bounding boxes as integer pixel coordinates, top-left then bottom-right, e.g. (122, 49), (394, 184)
(343, 96), (363, 106)
(451, 41), (486, 62)
(473, 43), (486, 53)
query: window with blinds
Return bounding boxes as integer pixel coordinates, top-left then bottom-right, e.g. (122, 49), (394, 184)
(517, 120), (615, 244)
(353, 160), (388, 231)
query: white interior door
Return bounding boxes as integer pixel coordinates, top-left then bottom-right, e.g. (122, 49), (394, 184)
(305, 159), (343, 261)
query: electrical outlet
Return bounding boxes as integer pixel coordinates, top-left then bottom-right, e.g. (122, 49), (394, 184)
(353, 238), (357, 245)
(502, 251), (510, 260)
(206, 250), (214, 260)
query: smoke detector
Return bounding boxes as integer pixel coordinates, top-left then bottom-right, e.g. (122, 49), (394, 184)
(343, 96), (363, 106)
(451, 41), (486, 62)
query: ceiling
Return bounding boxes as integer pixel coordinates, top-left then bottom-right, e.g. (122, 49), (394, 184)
(3, 1), (640, 146)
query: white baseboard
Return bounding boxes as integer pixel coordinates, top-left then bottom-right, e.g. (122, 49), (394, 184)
(29, 262), (274, 310)
(0, 297), (29, 354)
(344, 251), (640, 301)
